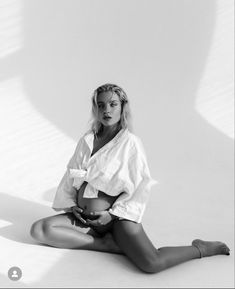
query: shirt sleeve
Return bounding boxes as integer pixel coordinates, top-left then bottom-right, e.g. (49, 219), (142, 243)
(52, 138), (83, 212)
(108, 138), (158, 223)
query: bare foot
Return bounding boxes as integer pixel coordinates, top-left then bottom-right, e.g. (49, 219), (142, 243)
(192, 239), (230, 258)
(103, 233), (123, 254)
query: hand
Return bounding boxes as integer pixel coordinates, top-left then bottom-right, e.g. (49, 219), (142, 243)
(86, 210), (114, 226)
(71, 206), (87, 225)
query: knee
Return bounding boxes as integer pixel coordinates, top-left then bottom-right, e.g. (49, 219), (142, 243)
(30, 219), (50, 241)
(30, 220), (41, 240)
(140, 254), (166, 274)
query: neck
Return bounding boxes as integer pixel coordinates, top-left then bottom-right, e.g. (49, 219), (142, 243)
(99, 123), (121, 138)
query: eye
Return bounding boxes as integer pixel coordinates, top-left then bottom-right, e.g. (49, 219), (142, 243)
(98, 103), (104, 109)
(111, 102), (118, 107)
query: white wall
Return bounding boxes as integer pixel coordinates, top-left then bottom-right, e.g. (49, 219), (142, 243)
(0, 0), (234, 222)
(0, 0), (233, 210)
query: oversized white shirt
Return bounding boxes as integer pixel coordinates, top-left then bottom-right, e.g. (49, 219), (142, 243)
(52, 128), (158, 223)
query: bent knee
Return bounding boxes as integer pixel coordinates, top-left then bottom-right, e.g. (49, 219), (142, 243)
(30, 220), (42, 240)
(140, 256), (166, 274)
(30, 219), (51, 241)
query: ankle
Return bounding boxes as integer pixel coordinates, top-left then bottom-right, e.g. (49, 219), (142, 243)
(192, 243), (203, 258)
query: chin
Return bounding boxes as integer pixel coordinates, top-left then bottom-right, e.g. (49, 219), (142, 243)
(102, 121), (118, 127)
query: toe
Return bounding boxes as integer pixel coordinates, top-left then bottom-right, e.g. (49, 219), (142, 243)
(222, 245), (230, 255)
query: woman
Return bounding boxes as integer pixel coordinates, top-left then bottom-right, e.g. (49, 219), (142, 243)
(30, 83), (230, 273)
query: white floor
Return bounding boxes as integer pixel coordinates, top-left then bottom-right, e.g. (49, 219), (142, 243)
(0, 181), (234, 288)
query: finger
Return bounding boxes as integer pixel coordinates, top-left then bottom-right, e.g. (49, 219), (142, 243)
(86, 219), (96, 225)
(78, 216), (87, 224)
(90, 211), (101, 216)
(73, 211), (87, 224)
(97, 219), (104, 225)
(74, 206), (83, 213)
(86, 219), (101, 226)
(72, 210), (80, 218)
(87, 219), (104, 226)
(79, 217), (87, 224)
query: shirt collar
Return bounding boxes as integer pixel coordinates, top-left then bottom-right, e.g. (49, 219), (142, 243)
(83, 127), (128, 153)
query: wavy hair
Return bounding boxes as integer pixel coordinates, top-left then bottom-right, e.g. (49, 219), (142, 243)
(89, 83), (133, 134)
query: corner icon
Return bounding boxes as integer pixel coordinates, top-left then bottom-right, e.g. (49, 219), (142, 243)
(8, 266), (22, 281)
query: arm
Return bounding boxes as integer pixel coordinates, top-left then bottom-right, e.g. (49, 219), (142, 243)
(108, 140), (158, 223)
(52, 169), (78, 212)
(52, 138), (84, 212)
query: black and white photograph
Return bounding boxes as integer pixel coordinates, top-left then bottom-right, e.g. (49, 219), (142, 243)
(0, 0), (234, 287)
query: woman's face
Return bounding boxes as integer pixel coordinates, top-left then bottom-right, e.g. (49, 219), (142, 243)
(96, 91), (122, 128)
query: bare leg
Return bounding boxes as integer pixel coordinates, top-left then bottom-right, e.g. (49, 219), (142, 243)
(30, 213), (121, 254)
(112, 220), (230, 273)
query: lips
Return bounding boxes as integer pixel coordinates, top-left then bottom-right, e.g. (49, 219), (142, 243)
(103, 116), (112, 120)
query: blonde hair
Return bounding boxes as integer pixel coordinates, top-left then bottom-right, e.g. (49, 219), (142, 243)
(90, 83), (133, 134)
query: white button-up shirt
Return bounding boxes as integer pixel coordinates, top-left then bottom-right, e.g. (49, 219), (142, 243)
(52, 128), (158, 223)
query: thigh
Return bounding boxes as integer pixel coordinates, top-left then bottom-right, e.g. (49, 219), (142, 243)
(35, 212), (100, 237)
(111, 220), (157, 270)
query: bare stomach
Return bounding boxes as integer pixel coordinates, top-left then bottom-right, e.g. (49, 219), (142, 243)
(76, 182), (120, 219)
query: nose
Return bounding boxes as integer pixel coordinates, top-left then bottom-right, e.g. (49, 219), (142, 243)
(103, 104), (111, 114)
